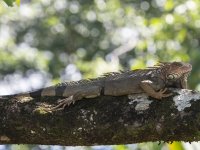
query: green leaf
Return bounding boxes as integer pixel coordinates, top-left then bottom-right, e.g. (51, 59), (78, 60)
(3, 0), (15, 6)
(113, 145), (128, 150)
(168, 142), (184, 150)
(15, 0), (20, 6)
(164, 0), (174, 11)
(2, 0), (20, 7)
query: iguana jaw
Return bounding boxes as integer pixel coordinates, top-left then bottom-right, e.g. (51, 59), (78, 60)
(164, 62), (192, 81)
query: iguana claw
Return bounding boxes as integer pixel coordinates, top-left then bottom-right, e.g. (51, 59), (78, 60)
(49, 96), (75, 111)
(156, 88), (172, 99)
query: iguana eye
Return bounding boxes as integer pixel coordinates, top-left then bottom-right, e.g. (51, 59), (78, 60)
(167, 74), (174, 79)
(167, 74), (179, 79)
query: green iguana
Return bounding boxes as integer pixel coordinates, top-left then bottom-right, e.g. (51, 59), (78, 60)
(1, 62), (192, 111)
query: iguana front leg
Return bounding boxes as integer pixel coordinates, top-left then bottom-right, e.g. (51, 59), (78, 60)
(140, 80), (172, 99)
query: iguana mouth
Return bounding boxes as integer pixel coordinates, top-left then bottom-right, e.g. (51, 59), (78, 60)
(182, 72), (190, 78)
(181, 63), (192, 73)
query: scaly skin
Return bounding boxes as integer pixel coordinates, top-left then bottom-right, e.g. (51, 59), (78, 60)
(0, 62), (192, 111)
(51, 61), (192, 110)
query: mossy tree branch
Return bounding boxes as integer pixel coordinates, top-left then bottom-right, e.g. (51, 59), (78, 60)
(0, 88), (200, 146)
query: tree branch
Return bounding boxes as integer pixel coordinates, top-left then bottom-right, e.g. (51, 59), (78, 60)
(0, 88), (200, 146)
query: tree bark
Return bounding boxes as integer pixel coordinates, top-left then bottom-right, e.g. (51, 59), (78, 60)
(0, 88), (200, 146)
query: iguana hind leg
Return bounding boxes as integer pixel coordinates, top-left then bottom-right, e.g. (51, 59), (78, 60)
(50, 86), (102, 111)
(140, 80), (172, 99)
(50, 94), (80, 111)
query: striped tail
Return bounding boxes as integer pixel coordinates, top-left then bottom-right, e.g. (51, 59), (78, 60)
(0, 88), (47, 99)
(0, 86), (65, 99)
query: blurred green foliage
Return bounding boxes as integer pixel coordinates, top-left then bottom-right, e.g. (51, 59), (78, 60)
(168, 142), (185, 150)
(0, 0), (200, 149)
(2, 0), (19, 6)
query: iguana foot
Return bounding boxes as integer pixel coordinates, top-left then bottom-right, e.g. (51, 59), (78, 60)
(155, 88), (173, 99)
(49, 96), (75, 111)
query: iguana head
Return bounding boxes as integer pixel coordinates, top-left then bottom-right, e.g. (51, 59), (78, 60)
(155, 62), (192, 89)
(161, 62), (192, 80)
